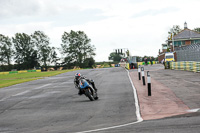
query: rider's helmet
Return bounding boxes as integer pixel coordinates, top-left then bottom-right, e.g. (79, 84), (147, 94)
(75, 73), (81, 80)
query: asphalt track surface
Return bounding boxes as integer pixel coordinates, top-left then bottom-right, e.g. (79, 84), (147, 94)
(0, 67), (200, 133)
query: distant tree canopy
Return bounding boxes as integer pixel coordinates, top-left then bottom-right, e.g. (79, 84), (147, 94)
(0, 34), (13, 66)
(31, 31), (52, 69)
(0, 30), (96, 71)
(61, 30), (96, 68)
(0, 31), (59, 71)
(12, 33), (38, 70)
(168, 25), (182, 40)
(194, 27), (200, 33)
(108, 52), (123, 62)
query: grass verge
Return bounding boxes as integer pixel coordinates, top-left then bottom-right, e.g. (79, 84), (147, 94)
(0, 69), (78, 88)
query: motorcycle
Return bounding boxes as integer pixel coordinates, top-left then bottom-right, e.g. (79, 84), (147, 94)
(79, 79), (98, 101)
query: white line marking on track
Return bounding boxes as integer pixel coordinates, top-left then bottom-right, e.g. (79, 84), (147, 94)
(34, 84), (51, 90)
(95, 73), (102, 77)
(61, 82), (73, 84)
(126, 69), (143, 122)
(12, 90), (30, 96)
(73, 69), (143, 133)
(0, 84), (52, 101)
(187, 108), (200, 112)
(75, 121), (141, 133)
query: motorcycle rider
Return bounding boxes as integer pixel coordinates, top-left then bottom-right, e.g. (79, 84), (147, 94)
(74, 73), (97, 95)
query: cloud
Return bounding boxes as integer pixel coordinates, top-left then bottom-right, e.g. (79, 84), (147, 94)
(0, 0), (107, 27)
(1, 0), (200, 62)
(0, 0), (41, 19)
(132, 7), (179, 18)
(51, 8), (107, 27)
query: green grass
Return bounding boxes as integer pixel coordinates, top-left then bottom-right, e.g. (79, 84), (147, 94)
(0, 69), (78, 88)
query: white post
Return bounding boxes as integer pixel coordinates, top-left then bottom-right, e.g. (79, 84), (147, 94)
(138, 65), (141, 80)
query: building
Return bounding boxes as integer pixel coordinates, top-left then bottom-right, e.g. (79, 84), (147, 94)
(171, 22), (200, 47)
(158, 22), (200, 62)
(158, 44), (169, 62)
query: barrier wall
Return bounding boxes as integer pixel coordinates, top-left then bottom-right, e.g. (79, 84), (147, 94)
(170, 61), (200, 73)
(125, 63), (130, 70)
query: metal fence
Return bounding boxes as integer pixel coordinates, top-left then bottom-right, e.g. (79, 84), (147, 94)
(175, 43), (200, 61)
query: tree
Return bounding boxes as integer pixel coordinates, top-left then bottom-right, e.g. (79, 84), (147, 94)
(168, 25), (182, 40)
(61, 30), (96, 68)
(83, 57), (95, 68)
(13, 33), (38, 70)
(0, 34), (13, 65)
(108, 52), (123, 62)
(194, 28), (200, 33)
(31, 31), (51, 70)
(50, 47), (59, 66)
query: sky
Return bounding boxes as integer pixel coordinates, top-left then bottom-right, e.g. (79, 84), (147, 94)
(1, 0), (200, 62)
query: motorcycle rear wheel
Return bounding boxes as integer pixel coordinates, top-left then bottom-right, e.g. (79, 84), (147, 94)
(85, 89), (95, 101)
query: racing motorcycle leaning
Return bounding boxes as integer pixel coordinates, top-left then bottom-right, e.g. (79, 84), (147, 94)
(79, 79), (98, 101)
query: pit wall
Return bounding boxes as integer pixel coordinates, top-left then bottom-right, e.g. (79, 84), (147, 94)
(169, 61), (200, 73)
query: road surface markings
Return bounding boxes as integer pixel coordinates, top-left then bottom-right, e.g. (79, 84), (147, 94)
(187, 108), (200, 112)
(126, 69), (143, 122)
(12, 90), (31, 96)
(0, 84), (52, 102)
(95, 73), (102, 77)
(34, 83), (51, 90)
(75, 121), (141, 133)
(74, 69), (143, 133)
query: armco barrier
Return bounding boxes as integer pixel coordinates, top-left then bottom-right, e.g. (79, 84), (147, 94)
(170, 61), (200, 73)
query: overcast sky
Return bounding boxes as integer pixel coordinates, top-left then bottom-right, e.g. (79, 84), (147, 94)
(1, 0), (200, 62)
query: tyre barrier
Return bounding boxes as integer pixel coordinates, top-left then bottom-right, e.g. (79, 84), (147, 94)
(0, 70), (41, 75)
(125, 63), (130, 70)
(170, 61), (200, 73)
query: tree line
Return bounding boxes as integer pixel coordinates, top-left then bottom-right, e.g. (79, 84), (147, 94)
(0, 30), (96, 71)
(108, 51), (158, 63)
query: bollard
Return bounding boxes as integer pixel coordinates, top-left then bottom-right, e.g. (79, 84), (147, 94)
(138, 65), (141, 80)
(141, 67), (145, 85)
(147, 71), (151, 96)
